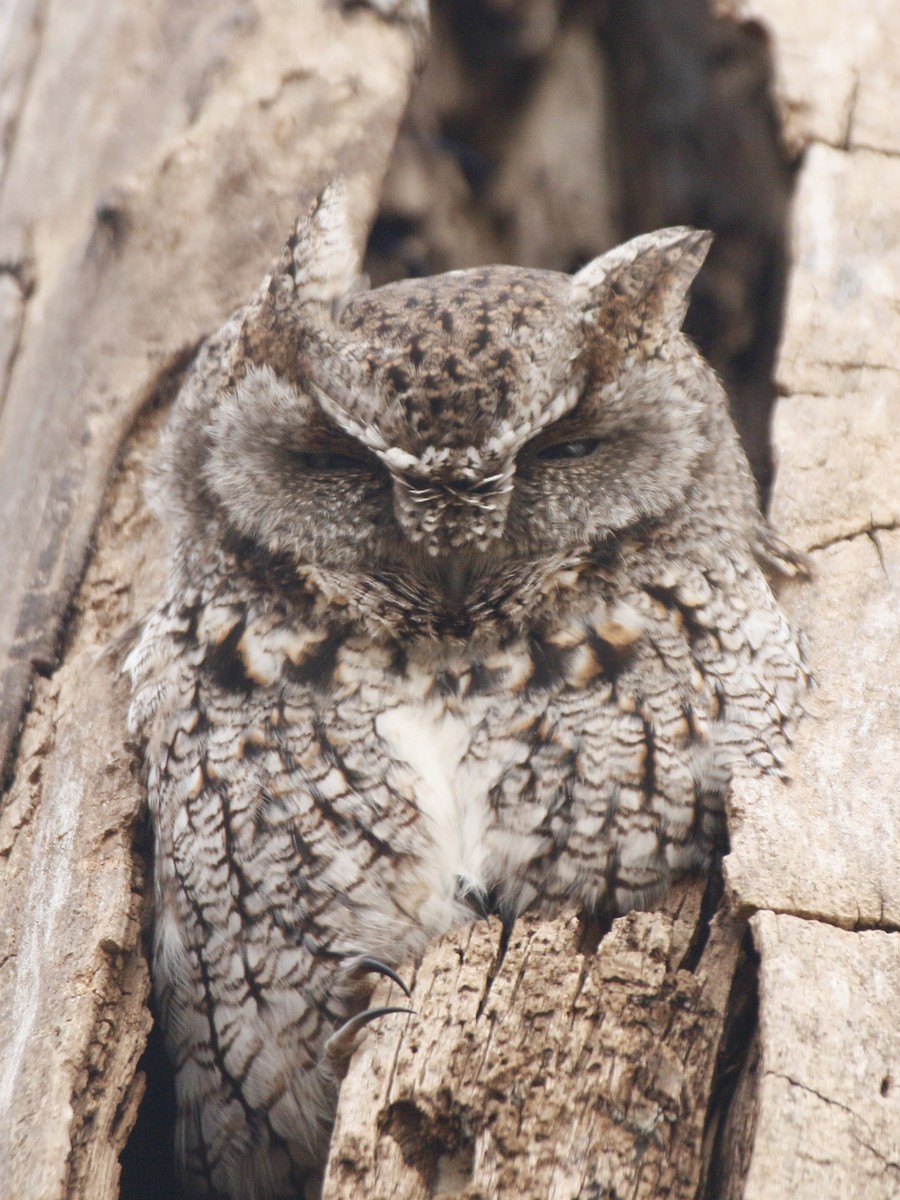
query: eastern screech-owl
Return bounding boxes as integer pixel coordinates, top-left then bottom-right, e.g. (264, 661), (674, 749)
(127, 182), (806, 1199)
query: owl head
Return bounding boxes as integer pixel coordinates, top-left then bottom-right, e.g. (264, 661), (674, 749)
(162, 183), (748, 631)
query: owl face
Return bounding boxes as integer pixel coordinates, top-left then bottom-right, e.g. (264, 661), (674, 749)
(191, 195), (715, 629)
(134, 190), (807, 1200)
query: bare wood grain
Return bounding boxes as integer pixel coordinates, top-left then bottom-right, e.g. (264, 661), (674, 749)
(717, 2), (900, 1193)
(0, 0), (417, 779)
(325, 884), (743, 1199)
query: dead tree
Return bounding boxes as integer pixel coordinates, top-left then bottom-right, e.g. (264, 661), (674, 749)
(0, 3), (896, 1198)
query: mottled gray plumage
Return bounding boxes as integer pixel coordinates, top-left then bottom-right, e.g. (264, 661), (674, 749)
(127, 182), (807, 1199)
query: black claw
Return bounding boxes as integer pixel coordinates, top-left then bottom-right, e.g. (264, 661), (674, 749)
(348, 956), (412, 998)
(497, 909), (517, 963)
(344, 1004), (415, 1035)
(325, 1005), (415, 1059)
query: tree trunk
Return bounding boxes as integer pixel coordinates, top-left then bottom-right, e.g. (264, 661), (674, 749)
(1, 4), (897, 1200)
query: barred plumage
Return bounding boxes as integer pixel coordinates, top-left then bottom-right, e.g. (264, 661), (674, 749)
(128, 181), (807, 1199)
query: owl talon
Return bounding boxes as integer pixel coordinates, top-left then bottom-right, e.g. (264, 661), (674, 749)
(346, 955), (412, 998)
(325, 1005), (414, 1061)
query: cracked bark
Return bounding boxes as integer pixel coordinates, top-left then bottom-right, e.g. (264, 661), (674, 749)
(325, 881), (745, 1200)
(712, 4), (900, 1197)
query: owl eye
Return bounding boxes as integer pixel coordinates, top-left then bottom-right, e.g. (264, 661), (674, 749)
(291, 449), (373, 473)
(536, 438), (601, 462)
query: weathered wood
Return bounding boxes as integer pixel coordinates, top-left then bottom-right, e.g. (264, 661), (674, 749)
(2, 1), (896, 1197)
(717, 1), (900, 1191)
(744, 913), (900, 1200)
(724, 8), (900, 931)
(0, 4), (417, 1197)
(325, 884), (743, 1200)
(0, 420), (163, 1200)
(727, 531), (900, 929)
(0, 0), (417, 780)
(721, 0), (900, 156)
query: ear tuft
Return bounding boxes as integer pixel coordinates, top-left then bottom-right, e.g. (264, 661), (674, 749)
(269, 178), (362, 316)
(573, 226), (713, 336)
(236, 179), (364, 379)
(290, 179), (361, 308)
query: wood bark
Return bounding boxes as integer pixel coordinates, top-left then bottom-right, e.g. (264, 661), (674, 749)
(324, 886), (747, 1200)
(711, 3), (900, 1194)
(0, 3), (896, 1200)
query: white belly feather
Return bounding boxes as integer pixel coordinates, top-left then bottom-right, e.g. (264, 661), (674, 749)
(375, 699), (494, 931)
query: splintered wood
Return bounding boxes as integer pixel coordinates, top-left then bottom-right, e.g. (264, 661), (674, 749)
(324, 886), (743, 1200)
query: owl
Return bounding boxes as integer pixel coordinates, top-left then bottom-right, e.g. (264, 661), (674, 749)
(127, 181), (807, 1200)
